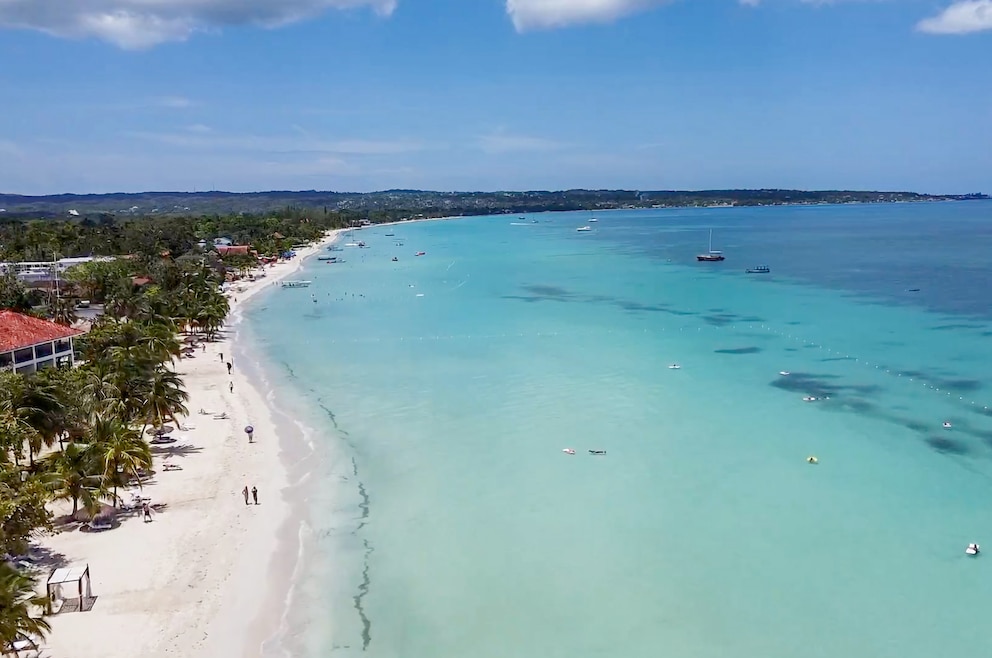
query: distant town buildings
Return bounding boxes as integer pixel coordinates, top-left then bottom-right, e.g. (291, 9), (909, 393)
(0, 310), (84, 374)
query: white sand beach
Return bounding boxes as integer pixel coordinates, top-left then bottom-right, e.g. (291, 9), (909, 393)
(37, 230), (344, 658)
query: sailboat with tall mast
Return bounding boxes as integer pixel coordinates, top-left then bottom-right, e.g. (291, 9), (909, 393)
(696, 229), (725, 262)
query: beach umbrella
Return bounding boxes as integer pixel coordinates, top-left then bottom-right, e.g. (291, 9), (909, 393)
(244, 425), (254, 435)
(145, 425), (175, 436)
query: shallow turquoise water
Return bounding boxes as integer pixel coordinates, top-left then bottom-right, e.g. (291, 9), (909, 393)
(244, 202), (992, 658)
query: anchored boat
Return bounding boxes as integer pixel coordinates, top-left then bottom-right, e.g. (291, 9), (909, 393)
(697, 230), (725, 262)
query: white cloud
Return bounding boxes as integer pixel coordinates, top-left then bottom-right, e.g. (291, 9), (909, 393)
(917, 0), (992, 33)
(506, 0), (672, 31)
(478, 133), (564, 153)
(0, 0), (397, 49)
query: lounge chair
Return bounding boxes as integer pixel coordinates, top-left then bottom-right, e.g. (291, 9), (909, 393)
(89, 518), (113, 531)
(162, 463), (182, 472)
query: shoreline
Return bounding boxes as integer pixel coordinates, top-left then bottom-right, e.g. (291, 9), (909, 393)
(37, 230), (344, 658)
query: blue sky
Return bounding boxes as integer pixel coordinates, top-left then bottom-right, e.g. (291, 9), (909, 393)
(0, 0), (990, 195)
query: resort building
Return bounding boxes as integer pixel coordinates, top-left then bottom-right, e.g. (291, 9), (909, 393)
(215, 245), (252, 257)
(0, 310), (84, 374)
(0, 256), (117, 285)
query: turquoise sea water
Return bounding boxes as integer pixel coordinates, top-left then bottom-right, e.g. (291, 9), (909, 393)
(243, 202), (992, 658)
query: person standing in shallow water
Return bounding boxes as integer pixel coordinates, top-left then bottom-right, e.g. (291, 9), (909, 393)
(251, 486), (258, 505)
(242, 486), (250, 505)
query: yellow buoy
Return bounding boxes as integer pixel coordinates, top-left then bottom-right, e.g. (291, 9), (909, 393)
(806, 456), (819, 464)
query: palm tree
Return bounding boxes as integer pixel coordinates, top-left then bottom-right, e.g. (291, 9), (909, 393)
(139, 322), (181, 365)
(0, 563), (50, 654)
(141, 367), (189, 433)
(89, 414), (151, 507)
(47, 296), (79, 327)
(80, 365), (125, 420)
(43, 443), (105, 520)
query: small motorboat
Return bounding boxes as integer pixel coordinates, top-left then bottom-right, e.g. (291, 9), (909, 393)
(562, 448), (576, 455)
(588, 450), (607, 455)
(576, 226), (592, 232)
(589, 218), (598, 223)
(803, 396), (818, 402)
(943, 421), (953, 429)
(392, 257), (398, 262)
(416, 251), (426, 256)
(746, 265), (770, 274)
(807, 456), (819, 464)
(966, 543), (980, 556)
(668, 364), (681, 370)
(779, 371), (791, 376)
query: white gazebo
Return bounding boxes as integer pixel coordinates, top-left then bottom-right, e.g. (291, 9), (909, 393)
(46, 564), (93, 614)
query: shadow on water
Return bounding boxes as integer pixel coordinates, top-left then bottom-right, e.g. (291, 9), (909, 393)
(770, 372), (882, 399)
(504, 283), (695, 316)
(715, 346), (762, 355)
(926, 436), (971, 455)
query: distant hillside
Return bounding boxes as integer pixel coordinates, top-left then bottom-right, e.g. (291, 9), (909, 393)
(0, 188), (986, 219)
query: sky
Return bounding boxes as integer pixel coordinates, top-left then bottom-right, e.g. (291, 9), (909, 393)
(0, 0), (990, 195)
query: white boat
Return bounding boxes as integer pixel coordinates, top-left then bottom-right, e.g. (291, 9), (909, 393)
(281, 280), (312, 288)
(697, 229), (725, 262)
(943, 421), (953, 429)
(779, 371), (791, 376)
(668, 364), (681, 370)
(576, 226), (592, 232)
(966, 543), (980, 556)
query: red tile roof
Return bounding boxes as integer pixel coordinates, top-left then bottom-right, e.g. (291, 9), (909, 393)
(0, 310), (84, 353)
(216, 245), (252, 256)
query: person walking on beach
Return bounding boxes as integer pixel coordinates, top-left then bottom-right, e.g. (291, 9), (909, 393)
(229, 381), (234, 393)
(242, 486), (250, 505)
(142, 502), (152, 522)
(251, 486), (258, 505)
(220, 352), (224, 362)
(226, 361), (233, 375)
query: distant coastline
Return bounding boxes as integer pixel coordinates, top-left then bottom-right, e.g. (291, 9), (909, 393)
(0, 188), (986, 220)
